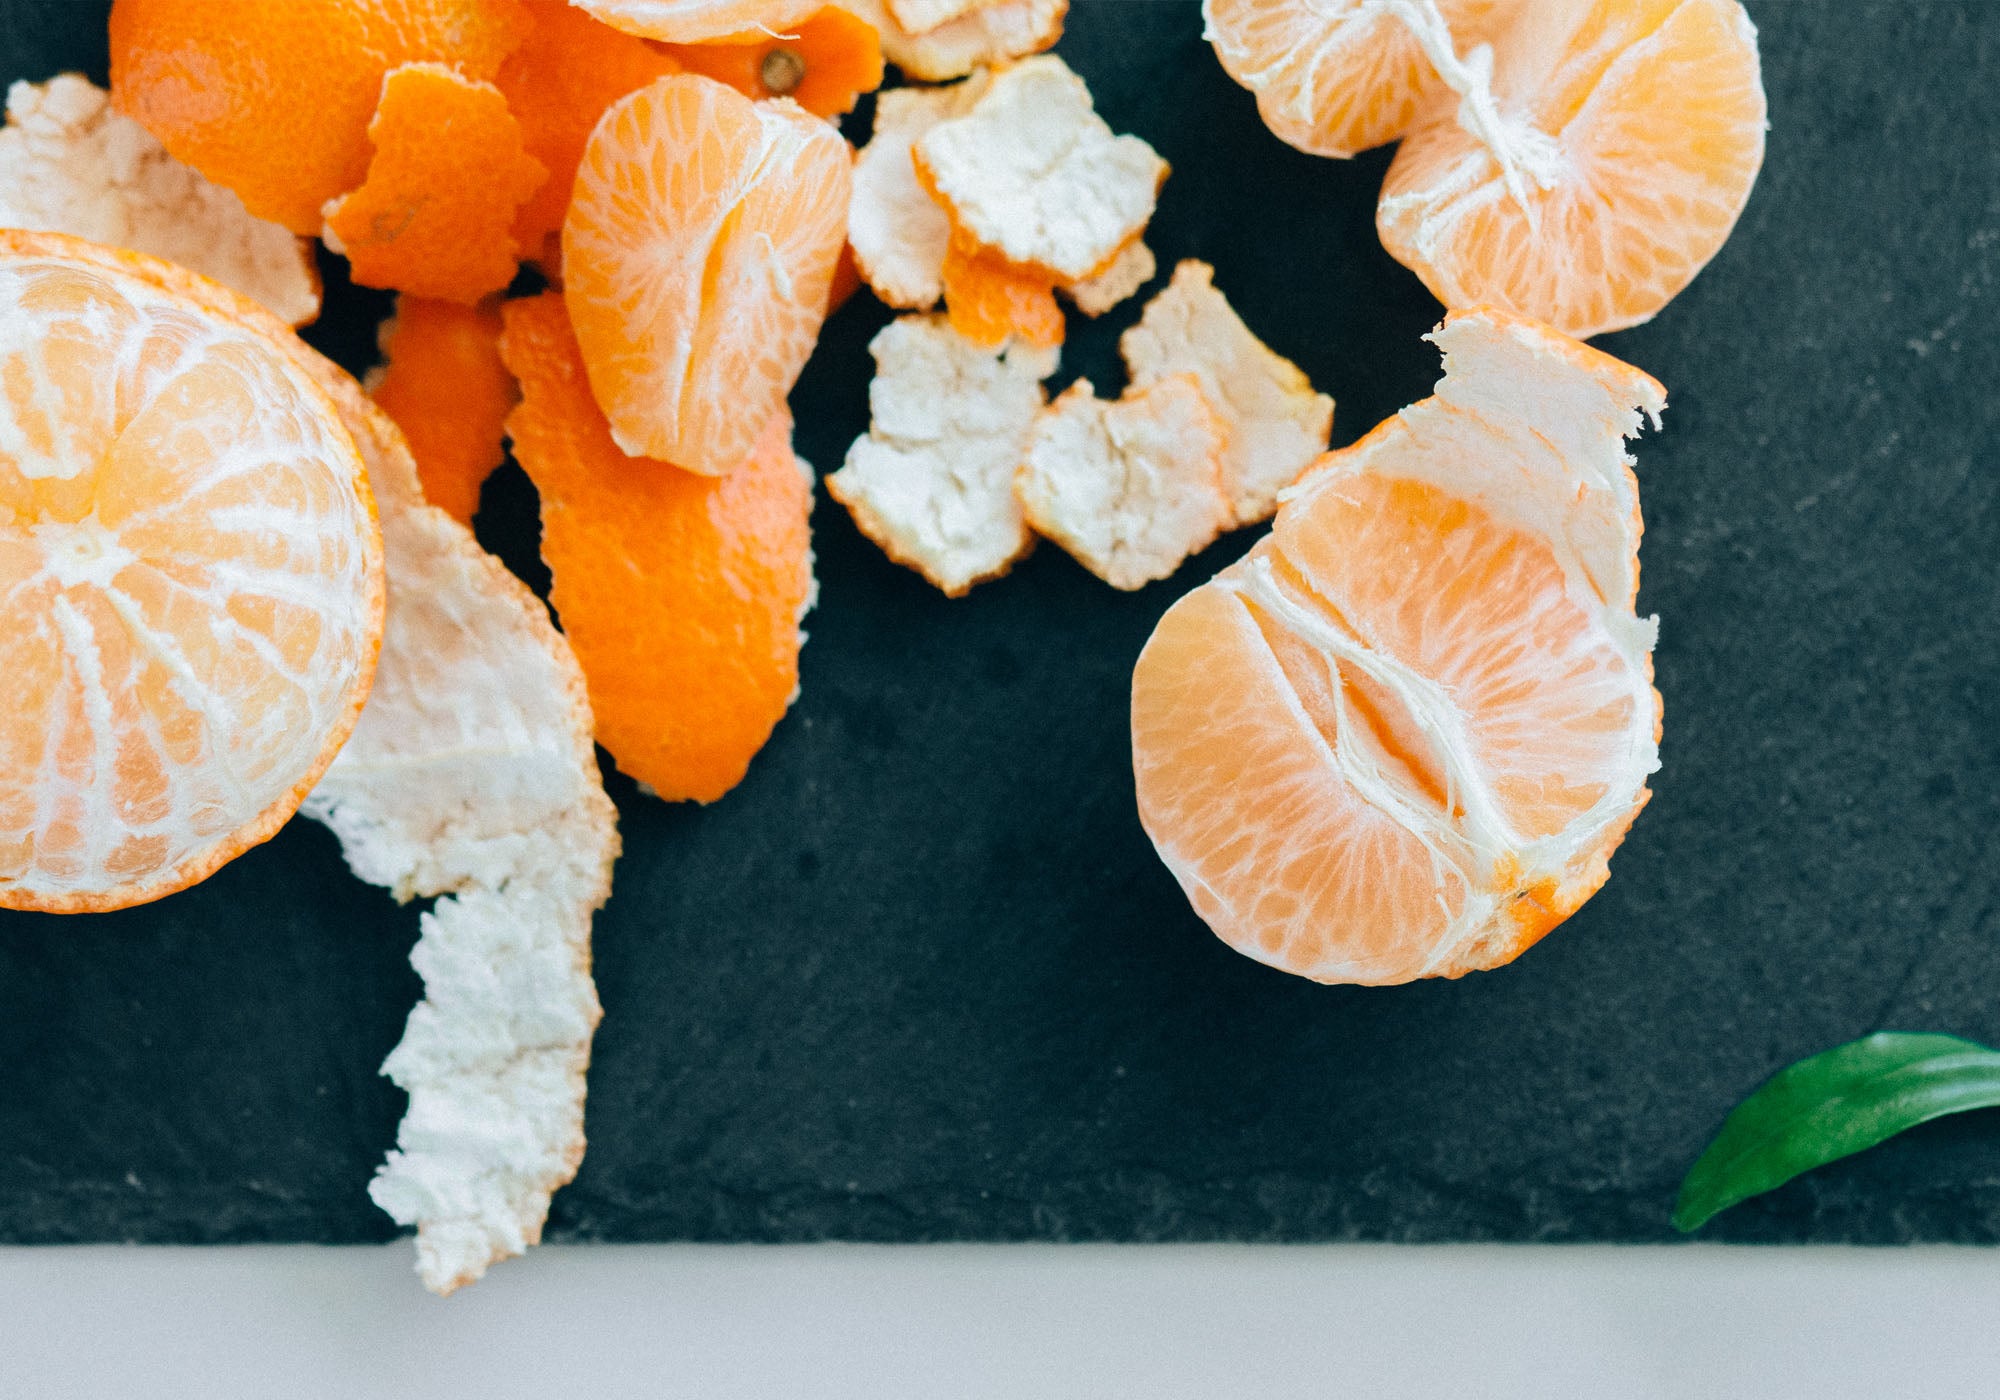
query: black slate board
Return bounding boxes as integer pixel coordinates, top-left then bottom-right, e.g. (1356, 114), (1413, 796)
(2, 0), (1997, 1248)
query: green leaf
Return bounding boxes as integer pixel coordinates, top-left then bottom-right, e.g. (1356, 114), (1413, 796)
(1672, 1031), (2000, 1232)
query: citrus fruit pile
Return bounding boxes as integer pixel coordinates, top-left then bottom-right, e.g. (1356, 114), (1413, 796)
(0, 0), (1770, 1293)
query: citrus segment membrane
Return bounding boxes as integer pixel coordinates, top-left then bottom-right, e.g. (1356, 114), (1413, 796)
(914, 54), (1166, 281)
(851, 0), (1067, 82)
(1063, 238), (1155, 318)
(0, 76), (320, 327)
(826, 313), (1055, 596)
(847, 73), (991, 310)
(0, 232), (384, 913)
(501, 293), (815, 803)
(108, 0), (532, 234)
(662, 5), (885, 118)
(562, 73), (850, 474)
(367, 296), (518, 526)
(1120, 259), (1334, 525)
(321, 64), (547, 303)
(1202, 0), (1509, 160)
(568, 0), (827, 42)
(497, 0), (683, 254)
(1132, 307), (1665, 985)
(1016, 375), (1231, 591)
(299, 384), (615, 1298)
(1377, 0), (1768, 338)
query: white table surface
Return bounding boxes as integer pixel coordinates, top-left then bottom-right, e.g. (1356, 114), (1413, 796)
(3, 1243), (1995, 1397)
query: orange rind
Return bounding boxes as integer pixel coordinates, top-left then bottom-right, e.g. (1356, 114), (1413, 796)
(662, 5), (885, 118)
(1062, 238), (1155, 318)
(851, 0), (1066, 82)
(826, 313), (1056, 596)
(913, 54), (1167, 282)
(0, 231), (384, 913)
(1120, 259), (1334, 525)
(322, 64), (546, 303)
(1017, 375), (1232, 591)
(500, 292), (816, 803)
(846, 71), (991, 309)
(368, 296), (518, 526)
(301, 376), (614, 1299)
(0, 75), (320, 327)
(108, 0), (532, 234)
(939, 229), (1065, 351)
(1132, 307), (1667, 985)
(562, 73), (850, 474)
(497, 0), (683, 254)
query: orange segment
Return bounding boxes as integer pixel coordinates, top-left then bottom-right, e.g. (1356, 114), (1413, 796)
(939, 231), (1064, 350)
(562, 73), (850, 474)
(570, 0), (826, 42)
(322, 64), (545, 303)
(496, 0), (683, 254)
(1203, 0), (1510, 159)
(108, 0), (531, 235)
(368, 296), (518, 525)
(662, 6), (885, 118)
(499, 293), (814, 803)
(1131, 306), (1664, 985)
(1377, 0), (1767, 338)
(0, 230), (385, 913)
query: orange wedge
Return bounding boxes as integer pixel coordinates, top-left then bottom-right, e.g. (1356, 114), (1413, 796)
(500, 292), (815, 803)
(0, 230), (385, 912)
(1377, 0), (1767, 338)
(1203, 0), (1511, 159)
(1132, 307), (1665, 984)
(562, 73), (850, 474)
(570, 0), (827, 42)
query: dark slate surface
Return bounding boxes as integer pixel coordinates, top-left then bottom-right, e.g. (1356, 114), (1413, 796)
(1, 0), (1996, 1247)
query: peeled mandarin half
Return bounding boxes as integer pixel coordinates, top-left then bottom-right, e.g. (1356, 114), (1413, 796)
(500, 292), (815, 804)
(562, 73), (850, 474)
(108, 0), (531, 235)
(1131, 308), (1665, 985)
(1203, 0), (1511, 159)
(1377, 0), (1767, 338)
(0, 231), (385, 913)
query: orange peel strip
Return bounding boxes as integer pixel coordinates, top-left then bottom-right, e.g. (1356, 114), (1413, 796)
(500, 292), (816, 803)
(323, 63), (546, 303)
(368, 296), (519, 526)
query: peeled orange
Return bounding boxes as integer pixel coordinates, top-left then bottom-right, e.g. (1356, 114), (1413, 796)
(1132, 307), (1664, 985)
(0, 230), (385, 912)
